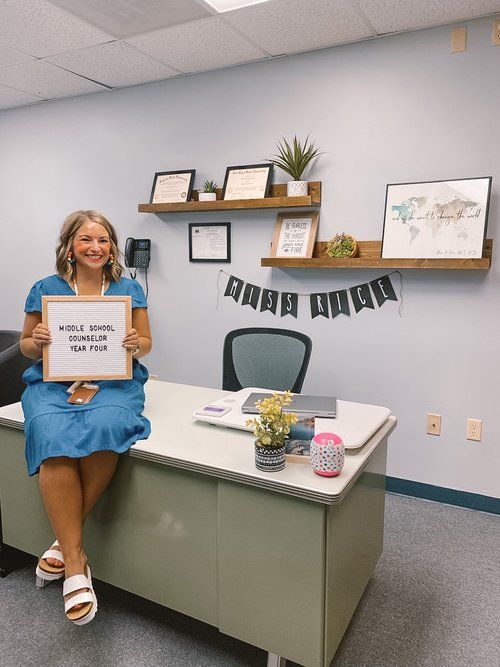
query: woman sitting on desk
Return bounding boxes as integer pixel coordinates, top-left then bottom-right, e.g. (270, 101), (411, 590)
(20, 210), (152, 626)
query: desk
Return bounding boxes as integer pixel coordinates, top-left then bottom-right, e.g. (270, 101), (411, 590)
(0, 381), (396, 667)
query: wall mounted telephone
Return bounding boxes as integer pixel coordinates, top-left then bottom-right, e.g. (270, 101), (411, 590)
(125, 238), (151, 269)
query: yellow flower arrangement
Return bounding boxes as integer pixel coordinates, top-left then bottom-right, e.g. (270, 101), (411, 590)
(246, 391), (299, 447)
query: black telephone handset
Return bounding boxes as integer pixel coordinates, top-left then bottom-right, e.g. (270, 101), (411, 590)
(125, 238), (151, 269)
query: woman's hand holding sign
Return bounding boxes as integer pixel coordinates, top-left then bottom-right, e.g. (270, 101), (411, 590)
(32, 322), (52, 350)
(122, 327), (140, 354)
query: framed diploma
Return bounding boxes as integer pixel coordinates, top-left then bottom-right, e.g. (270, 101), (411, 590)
(189, 223), (231, 262)
(271, 212), (319, 258)
(150, 169), (196, 204)
(221, 163), (273, 200)
(42, 296), (132, 382)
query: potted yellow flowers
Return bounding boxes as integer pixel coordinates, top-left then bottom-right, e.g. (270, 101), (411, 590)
(246, 391), (298, 472)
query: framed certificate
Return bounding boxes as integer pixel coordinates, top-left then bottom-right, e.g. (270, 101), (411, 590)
(271, 212), (319, 258)
(189, 223), (231, 263)
(150, 169), (196, 204)
(221, 163), (273, 200)
(42, 296), (132, 382)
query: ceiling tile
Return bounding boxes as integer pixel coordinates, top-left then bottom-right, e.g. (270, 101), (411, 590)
(46, 41), (180, 88)
(356, 0), (500, 34)
(48, 0), (213, 39)
(0, 60), (107, 99)
(224, 0), (373, 56)
(126, 16), (267, 73)
(0, 0), (113, 58)
(0, 84), (44, 110)
(0, 45), (35, 69)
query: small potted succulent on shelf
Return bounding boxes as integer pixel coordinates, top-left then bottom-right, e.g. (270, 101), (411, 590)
(326, 233), (358, 259)
(199, 179), (218, 202)
(268, 135), (323, 197)
(246, 391), (298, 472)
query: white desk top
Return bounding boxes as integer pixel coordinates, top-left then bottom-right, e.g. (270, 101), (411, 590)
(192, 386), (391, 449)
(0, 381), (396, 504)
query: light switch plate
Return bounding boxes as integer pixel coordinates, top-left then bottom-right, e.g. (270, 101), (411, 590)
(451, 26), (467, 53)
(492, 19), (500, 46)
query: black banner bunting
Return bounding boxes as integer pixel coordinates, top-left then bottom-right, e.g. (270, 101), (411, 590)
(350, 283), (375, 313)
(281, 292), (298, 318)
(370, 275), (398, 307)
(328, 290), (350, 318)
(222, 273), (399, 320)
(260, 289), (279, 314)
(242, 283), (261, 309)
(310, 293), (329, 319)
(224, 275), (244, 302)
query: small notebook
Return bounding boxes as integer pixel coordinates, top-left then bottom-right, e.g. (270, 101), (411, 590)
(241, 392), (337, 418)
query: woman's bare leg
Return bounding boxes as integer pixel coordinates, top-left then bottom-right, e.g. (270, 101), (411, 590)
(79, 450), (119, 520)
(39, 457), (88, 608)
(45, 450), (119, 567)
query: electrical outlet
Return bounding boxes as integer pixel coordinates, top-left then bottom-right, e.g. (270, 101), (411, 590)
(492, 19), (500, 46)
(427, 413), (441, 435)
(466, 418), (482, 441)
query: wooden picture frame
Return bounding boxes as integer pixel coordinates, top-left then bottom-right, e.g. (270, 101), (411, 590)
(42, 296), (132, 382)
(271, 211), (319, 259)
(149, 169), (196, 204)
(221, 163), (273, 200)
(188, 222), (231, 263)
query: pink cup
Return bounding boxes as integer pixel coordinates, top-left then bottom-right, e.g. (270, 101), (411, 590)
(310, 432), (344, 477)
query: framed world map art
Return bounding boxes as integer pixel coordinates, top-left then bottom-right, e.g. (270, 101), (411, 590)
(381, 177), (492, 259)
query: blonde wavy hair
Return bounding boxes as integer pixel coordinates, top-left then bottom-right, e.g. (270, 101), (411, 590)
(55, 210), (124, 283)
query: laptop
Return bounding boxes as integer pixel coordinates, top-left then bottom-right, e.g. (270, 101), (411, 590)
(241, 392), (337, 418)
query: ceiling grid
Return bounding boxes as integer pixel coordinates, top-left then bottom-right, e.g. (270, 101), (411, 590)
(0, 0), (498, 110)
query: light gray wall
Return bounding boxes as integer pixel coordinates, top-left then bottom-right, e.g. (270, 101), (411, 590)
(1, 17), (498, 498)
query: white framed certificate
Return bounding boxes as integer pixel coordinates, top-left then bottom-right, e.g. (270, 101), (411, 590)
(42, 296), (132, 382)
(189, 223), (231, 262)
(271, 212), (319, 258)
(150, 169), (196, 203)
(221, 163), (273, 200)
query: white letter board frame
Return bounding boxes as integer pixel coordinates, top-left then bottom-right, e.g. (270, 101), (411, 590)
(42, 295), (133, 382)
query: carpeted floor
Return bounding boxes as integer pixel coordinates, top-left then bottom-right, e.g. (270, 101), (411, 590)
(1, 494), (498, 667)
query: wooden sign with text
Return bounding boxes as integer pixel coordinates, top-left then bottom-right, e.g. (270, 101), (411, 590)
(42, 296), (132, 382)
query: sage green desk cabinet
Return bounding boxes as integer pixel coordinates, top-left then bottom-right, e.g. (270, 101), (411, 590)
(0, 382), (394, 667)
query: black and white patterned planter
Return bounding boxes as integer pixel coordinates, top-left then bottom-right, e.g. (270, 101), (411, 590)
(254, 442), (286, 472)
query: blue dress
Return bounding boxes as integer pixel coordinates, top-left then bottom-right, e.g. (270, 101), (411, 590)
(22, 274), (151, 476)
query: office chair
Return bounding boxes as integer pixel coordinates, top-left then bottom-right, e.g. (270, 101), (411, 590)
(0, 331), (32, 407)
(222, 327), (312, 394)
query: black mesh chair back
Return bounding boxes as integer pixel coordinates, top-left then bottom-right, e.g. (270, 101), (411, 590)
(223, 327), (312, 394)
(0, 331), (32, 407)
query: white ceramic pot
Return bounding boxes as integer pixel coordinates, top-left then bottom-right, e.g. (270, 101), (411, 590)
(199, 192), (216, 202)
(287, 180), (308, 197)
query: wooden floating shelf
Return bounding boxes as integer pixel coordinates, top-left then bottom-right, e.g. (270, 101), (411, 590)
(138, 182), (321, 213)
(261, 240), (493, 270)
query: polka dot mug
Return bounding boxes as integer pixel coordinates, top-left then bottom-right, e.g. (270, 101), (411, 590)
(310, 432), (345, 477)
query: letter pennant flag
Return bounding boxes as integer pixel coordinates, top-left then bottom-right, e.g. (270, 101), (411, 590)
(222, 272), (400, 321)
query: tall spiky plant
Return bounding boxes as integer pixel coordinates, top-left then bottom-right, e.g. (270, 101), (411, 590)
(267, 135), (322, 181)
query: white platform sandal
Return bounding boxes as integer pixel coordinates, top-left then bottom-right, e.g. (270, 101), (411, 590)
(35, 541), (65, 588)
(63, 565), (98, 625)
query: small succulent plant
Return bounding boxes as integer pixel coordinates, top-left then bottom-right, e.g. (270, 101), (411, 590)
(203, 179), (218, 193)
(326, 233), (357, 258)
